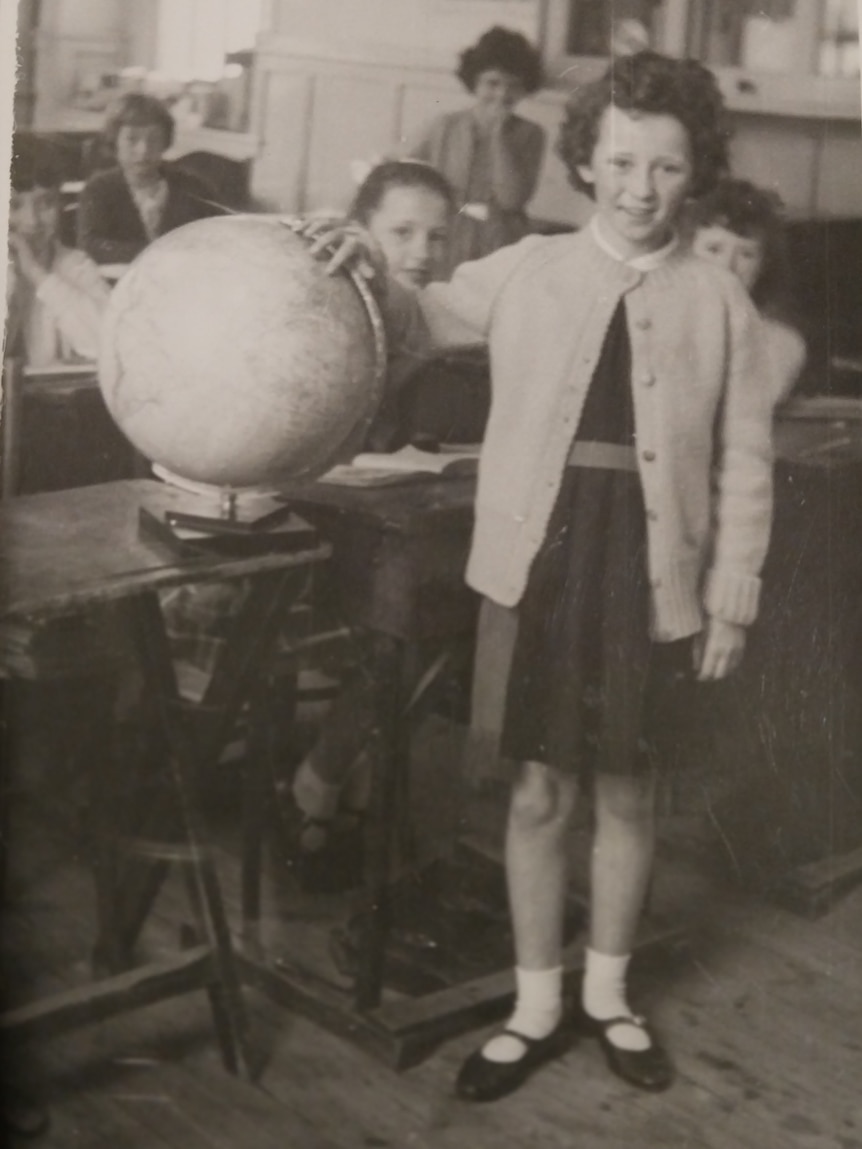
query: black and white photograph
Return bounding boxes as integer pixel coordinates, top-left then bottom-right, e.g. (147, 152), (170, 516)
(0, 1), (861, 1145)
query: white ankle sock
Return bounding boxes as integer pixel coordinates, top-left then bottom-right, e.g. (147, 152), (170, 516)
(483, 966), (563, 1064)
(582, 948), (649, 1052)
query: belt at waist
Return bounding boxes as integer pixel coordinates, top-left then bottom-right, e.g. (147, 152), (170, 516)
(567, 440), (638, 472)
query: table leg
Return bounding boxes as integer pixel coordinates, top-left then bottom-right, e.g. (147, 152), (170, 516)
(114, 570), (307, 956)
(124, 590), (252, 1077)
(241, 664), (297, 947)
(354, 632), (408, 1012)
(89, 681), (131, 974)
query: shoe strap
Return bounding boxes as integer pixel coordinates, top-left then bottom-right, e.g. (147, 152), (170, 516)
(499, 1027), (557, 1049)
(301, 814), (334, 830)
(597, 1014), (647, 1029)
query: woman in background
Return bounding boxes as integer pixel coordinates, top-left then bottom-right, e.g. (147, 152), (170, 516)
(685, 177), (806, 407)
(77, 93), (221, 266)
(408, 26), (545, 273)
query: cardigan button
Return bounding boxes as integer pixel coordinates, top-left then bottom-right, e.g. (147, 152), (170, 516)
(647, 509), (659, 522)
(635, 317), (652, 331)
(641, 373), (656, 387)
(642, 449), (656, 462)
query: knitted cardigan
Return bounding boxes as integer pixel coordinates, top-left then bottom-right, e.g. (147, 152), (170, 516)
(386, 226), (774, 640)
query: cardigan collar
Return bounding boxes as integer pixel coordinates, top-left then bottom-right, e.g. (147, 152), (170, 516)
(589, 213), (679, 272)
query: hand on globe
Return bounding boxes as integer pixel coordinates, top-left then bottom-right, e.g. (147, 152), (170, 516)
(292, 215), (385, 283)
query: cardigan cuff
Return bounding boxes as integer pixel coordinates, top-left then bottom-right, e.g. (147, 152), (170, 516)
(703, 568), (761, 627)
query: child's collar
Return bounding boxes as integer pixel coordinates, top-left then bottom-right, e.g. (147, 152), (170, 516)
(589, 214), (679, 271)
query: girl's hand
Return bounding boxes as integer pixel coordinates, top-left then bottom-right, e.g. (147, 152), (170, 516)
(287, 216), (385, 281)
(692, 618), (746, 681)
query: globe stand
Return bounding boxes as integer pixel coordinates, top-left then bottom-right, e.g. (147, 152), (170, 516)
(138, 488), (317, 557)
(164, 491), (297, 537)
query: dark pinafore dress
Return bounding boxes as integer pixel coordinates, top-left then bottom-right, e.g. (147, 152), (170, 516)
(500, 304), (692, 778)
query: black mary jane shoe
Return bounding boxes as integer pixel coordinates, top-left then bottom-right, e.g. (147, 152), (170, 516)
(455, 1025), (574, 1103)
(577, 1009), (674, 1092)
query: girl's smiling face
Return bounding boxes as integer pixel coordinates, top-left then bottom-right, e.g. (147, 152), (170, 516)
(366, 185), (450, 289)
(577, 105), (694, 259)
(692, 224), (765, 294)
(473, 68), (526, 116)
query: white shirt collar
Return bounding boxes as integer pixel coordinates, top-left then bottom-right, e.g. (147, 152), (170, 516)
(589, 213), (679, 271)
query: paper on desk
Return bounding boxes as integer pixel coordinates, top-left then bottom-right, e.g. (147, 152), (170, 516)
(318, 444), (480, 486)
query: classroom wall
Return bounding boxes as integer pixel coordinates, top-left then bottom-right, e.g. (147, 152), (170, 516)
(251, 0), (861, 222)
(28, 0), (160, 131)
(22, 0), (862, 221)
(250, 36), (861, 221)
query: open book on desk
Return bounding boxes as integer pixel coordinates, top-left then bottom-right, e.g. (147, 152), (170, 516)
(317, 444), (480, 487)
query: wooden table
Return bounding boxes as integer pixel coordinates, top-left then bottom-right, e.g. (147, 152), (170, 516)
(235, 476), (486, 1065)
(0, 480), (330, 1076)
(705, 413), (862, 913)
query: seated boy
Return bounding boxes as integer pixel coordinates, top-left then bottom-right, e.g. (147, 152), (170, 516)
(6, 139), (109, 366)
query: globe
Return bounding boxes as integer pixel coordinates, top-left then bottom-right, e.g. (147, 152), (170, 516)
(98, 215), (387, 489)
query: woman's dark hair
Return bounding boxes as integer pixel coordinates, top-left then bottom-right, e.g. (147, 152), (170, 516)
(683, 177), (792, 315)
(456, 26), (543, 94)
(349, 160), (455, 224)
(9, 134), (61, 193)
(556, 51), (730, 199)
(104, 93), (175, 150)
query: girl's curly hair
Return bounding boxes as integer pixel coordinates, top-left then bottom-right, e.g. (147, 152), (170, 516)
(683, 177), (792, 315)
(556, 51), (730, 199)
(456, 26), (543, 94)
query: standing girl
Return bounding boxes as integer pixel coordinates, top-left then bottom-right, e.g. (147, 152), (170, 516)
(407, 26), (545, 273)
(317, 49), (773, 1101)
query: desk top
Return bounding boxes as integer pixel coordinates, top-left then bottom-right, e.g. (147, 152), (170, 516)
(0, 480), (330, 623)
(278, 475), (476, 533)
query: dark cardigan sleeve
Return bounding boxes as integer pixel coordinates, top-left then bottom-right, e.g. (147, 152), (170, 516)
(76, 170), (149, 265)
(77, 167), (225, 264)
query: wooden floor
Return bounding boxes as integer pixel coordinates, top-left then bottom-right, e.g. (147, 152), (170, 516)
(3, 695), (862, 1149)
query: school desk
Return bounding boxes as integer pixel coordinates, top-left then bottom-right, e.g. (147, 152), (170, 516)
(233, 473), (680, 1069)
(0, 479), (330, 1077)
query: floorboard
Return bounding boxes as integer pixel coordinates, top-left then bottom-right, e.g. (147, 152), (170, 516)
(3, 707), (862, 1149)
